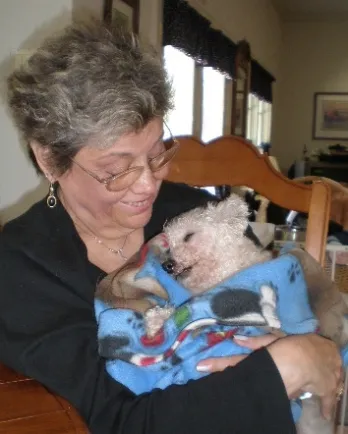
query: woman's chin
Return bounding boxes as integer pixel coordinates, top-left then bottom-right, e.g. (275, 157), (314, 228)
(112, 204), (153, 229)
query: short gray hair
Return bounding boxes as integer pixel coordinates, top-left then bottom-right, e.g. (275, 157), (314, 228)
(7, 19), (173, 176)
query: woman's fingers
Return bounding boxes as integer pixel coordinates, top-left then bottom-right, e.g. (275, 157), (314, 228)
(196, 334), (279, 372)
(196, 355), (247, 372)
(234, 334), (278, 349)
(197, 332), (343, 422)
(268, 334), (342, 419)
(320, 389), (337, 421)
(319, 365), (344, 420)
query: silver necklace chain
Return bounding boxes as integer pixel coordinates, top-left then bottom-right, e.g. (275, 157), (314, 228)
(93, 234), (129, 261)
(74, 219), (129, 261)
(59, 191), (129, 261)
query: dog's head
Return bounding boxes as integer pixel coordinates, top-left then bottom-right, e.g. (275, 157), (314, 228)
(162, 194), (271, 293)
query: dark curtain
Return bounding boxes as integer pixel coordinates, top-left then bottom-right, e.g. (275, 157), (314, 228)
(250, 60), (275, 103)
(163, 0), (275, 102)
(163, 0), (236, 78)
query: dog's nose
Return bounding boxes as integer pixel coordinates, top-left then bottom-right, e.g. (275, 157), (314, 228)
(162, 259), (176, 274)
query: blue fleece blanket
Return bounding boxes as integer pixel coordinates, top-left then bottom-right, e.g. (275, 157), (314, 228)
(95, 245), (329, 422)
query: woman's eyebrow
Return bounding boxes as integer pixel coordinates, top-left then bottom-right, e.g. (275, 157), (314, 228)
(96, 131), (164, 162)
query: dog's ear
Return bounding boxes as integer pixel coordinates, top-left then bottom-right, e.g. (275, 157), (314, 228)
(212, 194), (249, 232)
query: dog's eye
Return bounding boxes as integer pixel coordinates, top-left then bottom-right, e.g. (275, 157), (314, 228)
(183, 232), (194, 242)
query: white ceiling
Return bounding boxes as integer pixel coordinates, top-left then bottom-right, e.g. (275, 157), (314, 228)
(272, 0), (348, 22)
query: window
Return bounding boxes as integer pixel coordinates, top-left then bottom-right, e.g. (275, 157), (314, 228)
(163, 46), (195, 137)
(246, 94), (272, 147)
(201, 67), (226, 142)
(163, 47), (227, 143)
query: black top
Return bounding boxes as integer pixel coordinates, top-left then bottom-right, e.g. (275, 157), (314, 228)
(0, 181), (295, 434)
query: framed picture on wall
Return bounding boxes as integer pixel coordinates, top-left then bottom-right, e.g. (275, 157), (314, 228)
(103, 0), (140, 34)
(312, 92), (348, 140)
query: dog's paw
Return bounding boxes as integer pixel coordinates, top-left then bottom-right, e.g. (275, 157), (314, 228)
(288, 262), (301, 284)
(144, 305), (175, 337)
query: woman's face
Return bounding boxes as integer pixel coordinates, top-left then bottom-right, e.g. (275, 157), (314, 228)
(57, 117), (169, 231)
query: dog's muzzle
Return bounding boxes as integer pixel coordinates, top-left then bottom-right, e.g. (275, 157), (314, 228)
(162, 259), (176, 274)
(162, 259), (193, 279)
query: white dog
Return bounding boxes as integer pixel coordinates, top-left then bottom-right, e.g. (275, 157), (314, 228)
(157, 194), (348, 434)
(97, 193), (348, 434)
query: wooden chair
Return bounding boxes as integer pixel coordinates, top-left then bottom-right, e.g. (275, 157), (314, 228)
(166, 135), (331, 265)
(295, 176), (348, 230)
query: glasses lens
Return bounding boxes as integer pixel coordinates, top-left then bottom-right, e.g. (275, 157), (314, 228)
(106, 166), (144, 192)
(149, 139), (180, 172)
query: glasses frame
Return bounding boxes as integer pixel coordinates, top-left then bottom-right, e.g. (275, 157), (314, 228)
(71, 127), (179, 191)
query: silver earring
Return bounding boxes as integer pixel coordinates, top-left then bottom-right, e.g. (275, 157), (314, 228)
(47, 182), (57, 208)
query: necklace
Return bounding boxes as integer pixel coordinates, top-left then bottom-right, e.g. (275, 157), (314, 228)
(93, 233), (129, 261)
(60, 194), (130, 261)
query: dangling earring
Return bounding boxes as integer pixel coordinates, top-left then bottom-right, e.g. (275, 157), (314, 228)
(47, 182), (57, 208)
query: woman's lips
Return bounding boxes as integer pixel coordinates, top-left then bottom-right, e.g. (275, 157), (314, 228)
(120, 197), (153, 213)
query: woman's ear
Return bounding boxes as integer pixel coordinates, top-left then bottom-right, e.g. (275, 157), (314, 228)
(29, 141), (55, 180)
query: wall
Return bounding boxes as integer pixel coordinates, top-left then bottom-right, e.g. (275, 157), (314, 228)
(0, 0), (73, 222)
(139, 0), (163, 50)
(271, 21), (348, 171)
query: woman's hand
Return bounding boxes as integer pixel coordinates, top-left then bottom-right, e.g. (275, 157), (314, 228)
(196, 333), (342, 421)
(267, 334), (342, 421)
(196, 334), (278, 371)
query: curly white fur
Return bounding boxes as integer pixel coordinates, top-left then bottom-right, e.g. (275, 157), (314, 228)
(163, 194), (271, 293)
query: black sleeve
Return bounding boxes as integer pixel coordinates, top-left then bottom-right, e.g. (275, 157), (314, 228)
(0, 247), (295, 434)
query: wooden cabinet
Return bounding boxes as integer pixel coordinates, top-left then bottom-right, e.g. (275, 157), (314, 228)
(304, 161), (348, 183)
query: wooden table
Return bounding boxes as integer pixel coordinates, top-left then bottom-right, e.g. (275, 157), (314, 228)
(0, 364), (88, 433)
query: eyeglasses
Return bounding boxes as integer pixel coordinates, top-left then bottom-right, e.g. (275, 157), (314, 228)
(71, 134), (179, 192)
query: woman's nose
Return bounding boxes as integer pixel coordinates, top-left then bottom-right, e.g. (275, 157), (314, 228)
(132, 166), (157, 195)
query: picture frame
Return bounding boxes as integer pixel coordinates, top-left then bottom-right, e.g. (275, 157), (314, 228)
(103, 0), (140, 34)
(312, 92), (348, 140)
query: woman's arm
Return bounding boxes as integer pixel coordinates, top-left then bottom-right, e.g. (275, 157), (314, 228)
(0, 248), (294, 434)
(201, 334), (342, 422)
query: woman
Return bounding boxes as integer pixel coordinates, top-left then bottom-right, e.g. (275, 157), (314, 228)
(0, 19), (342, 433)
